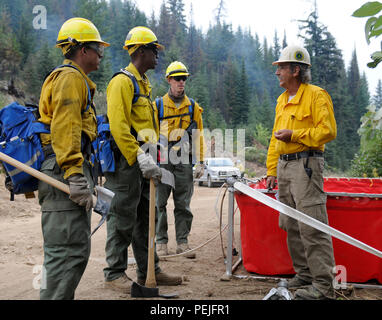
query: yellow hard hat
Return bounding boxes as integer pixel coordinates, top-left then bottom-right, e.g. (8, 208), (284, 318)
(272, 45), (311, 66)
(56, 17), (110, 54)
(123, 26), (164, 55)
(165, 61), (190, 78)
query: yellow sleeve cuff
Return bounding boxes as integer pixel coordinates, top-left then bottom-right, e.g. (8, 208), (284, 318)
(267, 168), (277, 177)
(290, 130), (298, 143)
(64, 166), (84, 180)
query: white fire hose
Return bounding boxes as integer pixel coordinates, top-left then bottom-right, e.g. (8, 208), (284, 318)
(233, 182), (382, 259)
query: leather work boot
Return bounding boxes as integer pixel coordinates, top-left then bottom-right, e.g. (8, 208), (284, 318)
(176, 243), (196, 259)
(104, 273), (133, 293)
(287, 275), (312, 289)
(294, 285), (335, 300)
(157, 243), (168, 256)
(137, 272), (183, 286)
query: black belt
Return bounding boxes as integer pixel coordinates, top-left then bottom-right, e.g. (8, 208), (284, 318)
(280, 151), (323, 161)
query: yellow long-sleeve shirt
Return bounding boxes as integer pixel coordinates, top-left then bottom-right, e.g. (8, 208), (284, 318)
(39, 59), (97, 179)
(155, 93), (206, 163)
(266, 83), (337, 177)
(106, 63), (159, 165)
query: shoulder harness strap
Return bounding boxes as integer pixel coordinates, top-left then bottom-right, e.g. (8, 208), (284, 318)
(112, 69), (150, 104)
(44, 64), (92, 114)
(189, 98), (195, 121)
(158, 97), (195, 123)
(156, 97), (164, 122)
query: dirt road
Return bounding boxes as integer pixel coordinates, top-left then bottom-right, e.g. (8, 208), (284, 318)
(0, 174), (381, 301)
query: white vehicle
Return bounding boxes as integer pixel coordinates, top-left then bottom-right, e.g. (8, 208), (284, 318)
(195, 157), (241, 187)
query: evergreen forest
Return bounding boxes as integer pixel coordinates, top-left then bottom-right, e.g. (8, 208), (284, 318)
(1, 0), (382, 175)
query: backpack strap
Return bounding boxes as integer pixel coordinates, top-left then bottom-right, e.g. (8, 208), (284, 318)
(189, 98), (195, 122)
(45, 64), (92, 114)
(112, 69), (150, 104)
(158, 98), (195, 123)
(156, 97), (164, 123)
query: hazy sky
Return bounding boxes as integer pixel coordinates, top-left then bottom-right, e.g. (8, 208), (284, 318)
(134, 0), (381, 95)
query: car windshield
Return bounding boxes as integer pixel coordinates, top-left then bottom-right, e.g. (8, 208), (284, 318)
(209, 158), (234, 167)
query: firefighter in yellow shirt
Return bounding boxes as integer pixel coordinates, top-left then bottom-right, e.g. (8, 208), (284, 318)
(102, 27), (182, 293)
(155, 61), (205, 259)
(266, 45), (337, 300)
(38, 18), (109, 299)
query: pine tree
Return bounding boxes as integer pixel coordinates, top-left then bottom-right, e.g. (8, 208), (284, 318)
(359, 73), (371, 120)
(373, 79), (382, 109)
(167, 0), (186, 33)
(17, 4), (36, 65)
(259, 89), (274, 130)
(282, 30), (288, 49)
(185, 4), (203, 75)
(157, 1), (171, 49)
(223, 59), (239, 126)
(348, 49), (368, 125)
(23, 42), (62, 101)
(247, 92), (261, 142)
(73, 0), (110, 34)
(348, 49), (360, 100)
(235, 60), (250, 126)
(0, 9), (22, 80)
(214, 0), (227, 24)
(299, 7), (360, 171)
(205, 22), (234, 67)
(187, 69), (209, 108)
(108, 0), (131, 71)
(272, 31), (281, 62)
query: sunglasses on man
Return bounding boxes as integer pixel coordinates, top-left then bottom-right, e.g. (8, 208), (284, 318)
(172, 76), (187, 82)
(85, 43), (104, 58)
(144, 44), (159, 56)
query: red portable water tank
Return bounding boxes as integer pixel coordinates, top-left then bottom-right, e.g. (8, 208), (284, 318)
(236, 178), (382, 283)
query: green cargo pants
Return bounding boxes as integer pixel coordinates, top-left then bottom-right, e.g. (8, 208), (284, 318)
(156, 163), (194, 245)
(38, 156), (93, 300)
(103, 155), (161, 281)
(277, 156), (335, 298)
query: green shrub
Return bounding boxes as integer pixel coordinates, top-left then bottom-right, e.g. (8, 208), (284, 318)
(350, 105), (382, 177)
(350, 142), (382, 177)
(253, 123), (271, 147)
(245, 147), (267, 165)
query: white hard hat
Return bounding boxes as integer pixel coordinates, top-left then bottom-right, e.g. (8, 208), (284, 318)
(273, 45), (311, 66)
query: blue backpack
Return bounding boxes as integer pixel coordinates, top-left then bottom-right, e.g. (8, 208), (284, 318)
(92, 69), (148, 174)
(0, 102), (50, 197)
(92, 114), (115, 174)
(0, 64), (92, 198)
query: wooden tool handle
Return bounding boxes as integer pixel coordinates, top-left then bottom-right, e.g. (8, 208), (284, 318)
(145, 178), (157, 288)
(0, 151), (97, 206)
(0, 151), (70, 194)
